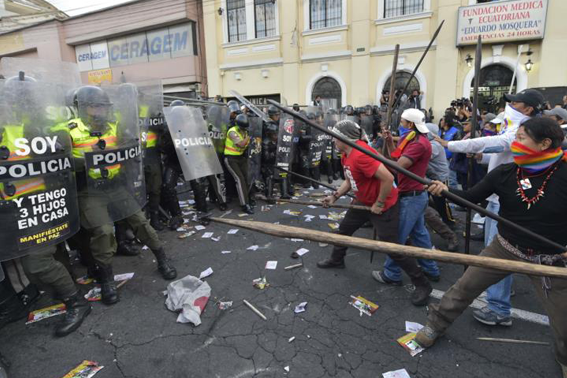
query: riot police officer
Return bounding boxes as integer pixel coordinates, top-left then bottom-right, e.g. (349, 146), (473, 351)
(261, 123), (278, 198)
(53, 86), (177, 305)
(224, 114), (254, 214)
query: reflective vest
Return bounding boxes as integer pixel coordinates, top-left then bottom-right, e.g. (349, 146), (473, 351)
(139, 105), (158, 149)
(224, 126), (248, 156)
(440, 126), (459, 160)
(54, 118), (121, 180)
(0, 125), (46, 200)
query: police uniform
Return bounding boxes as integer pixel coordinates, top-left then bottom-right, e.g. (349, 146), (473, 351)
(224, 114), (253, 214)
(52, 86), (177, 305)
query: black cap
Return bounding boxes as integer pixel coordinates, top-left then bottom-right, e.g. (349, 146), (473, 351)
(504, 89), (545, 110)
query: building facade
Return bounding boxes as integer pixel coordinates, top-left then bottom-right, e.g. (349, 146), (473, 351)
(204, 0), (567, 115)
(0, 0), (207, 98)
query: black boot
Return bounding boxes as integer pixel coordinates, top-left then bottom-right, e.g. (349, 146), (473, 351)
(55, 292), (91, 337)
(219, 202), (228, 211)
(0, 281), (27, 330)
(150, 211), (165, 231)
(242, 204), (254, 214)
(280, 179), (291, 199)
(152, 248), (177, 280)
(169, 215), (184, 230)
(98, 264), (119, 305)
(116, 240), (140, 256)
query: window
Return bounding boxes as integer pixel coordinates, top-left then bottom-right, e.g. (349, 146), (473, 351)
(310, 0), (342, 30)
(383, 71), (420, 94)
(227, 0), (247, 42)
(383, 0), (424, 18)
(255, 0), (276, 38)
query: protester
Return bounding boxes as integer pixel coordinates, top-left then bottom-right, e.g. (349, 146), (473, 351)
(417, 117), (567, 378)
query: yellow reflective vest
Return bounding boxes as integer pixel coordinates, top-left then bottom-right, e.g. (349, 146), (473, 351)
(139, 105), (158, 149)
(224, 126), (249, 156)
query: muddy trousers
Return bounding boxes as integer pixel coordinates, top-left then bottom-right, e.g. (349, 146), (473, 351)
(428, 236), (567, 365)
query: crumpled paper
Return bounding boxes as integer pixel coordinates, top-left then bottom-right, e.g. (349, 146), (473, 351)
(165, 275), (211, 326)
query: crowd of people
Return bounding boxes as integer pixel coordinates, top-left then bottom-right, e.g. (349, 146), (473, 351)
(1, 59), (567, 377)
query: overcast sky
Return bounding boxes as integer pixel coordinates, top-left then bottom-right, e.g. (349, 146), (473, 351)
(47, 0), (134, 16)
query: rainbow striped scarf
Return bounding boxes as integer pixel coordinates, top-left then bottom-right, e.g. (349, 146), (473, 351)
(391, 131), (416, 159)
(511, 141), (567, 173)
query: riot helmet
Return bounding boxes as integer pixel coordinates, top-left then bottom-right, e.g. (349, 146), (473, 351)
(74, 86), (113, 128)
(268, 105), (280, 117)
(118, 82), (138, 99)
(235, 114), (249, 129)
(170, 99), (185, 107)
(345, 105), (354, 115)
(292, 103), (300, 112)
(3, 72), (40, 121)
(227, 100), (240, 114)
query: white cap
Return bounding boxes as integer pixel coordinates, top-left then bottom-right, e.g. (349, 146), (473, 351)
(401, 108), (428, 134)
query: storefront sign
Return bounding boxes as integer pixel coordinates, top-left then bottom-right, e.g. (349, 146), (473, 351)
(457, 0), (548, 46)
(87, 69), (112, 85)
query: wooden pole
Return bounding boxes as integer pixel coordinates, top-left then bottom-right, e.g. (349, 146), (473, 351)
(256, 196), (371, 211)
(382, 44), (400, 158)
(209, 217), (567, 279)
(465, 35), (483, 258)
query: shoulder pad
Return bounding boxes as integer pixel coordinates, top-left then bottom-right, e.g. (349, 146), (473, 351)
(68, 122), (78, 130)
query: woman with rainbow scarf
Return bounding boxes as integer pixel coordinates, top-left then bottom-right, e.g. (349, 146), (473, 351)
(417, 117), (567, 378)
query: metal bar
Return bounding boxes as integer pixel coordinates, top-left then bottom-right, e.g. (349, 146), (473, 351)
(267, 99), (567, 253)
(391, 20), (445, 111)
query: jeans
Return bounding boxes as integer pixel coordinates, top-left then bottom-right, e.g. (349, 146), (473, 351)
(484, 200), (513, 317)
(448, 169), (459, 189)
(383, 192), (440, 281)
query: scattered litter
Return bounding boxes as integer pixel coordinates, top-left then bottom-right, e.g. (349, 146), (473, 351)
(284, 366), (290, 372)
(85, 287), (102, 302)
(265, 261), (278, 270)
(195, 225), (206, 231)
(228, 229), (239, 234)
(165, 274), (211, 326)
(218, 301), (233, 310)
(349, 295), (379, 317)
(252, 277), (269, 290)
(294, 302), (308, 314)
(26, 303), (66, 324)
(202, 232), (214, 239)
(178, 231), (196, 239)
(285, 263), (303, 270)
(238, 213), (249, 217)
(188, 199), (196, 205)
(243, 299), (267, 320)
(247, 245), (259, 251)
(472, 213), (485, 224)
(303, 191), (310, 195)
(261, 205), (271, 212)
(219, 210), (233, 218)
(61, 360), (103, 378)
(397, 333), (425, 357)
(405, 321), (424, 334)
(199, 267), (214, 279)
(310, 192), (325, 197)
(283, 209), (302, 216)
(183, 218), (190, 224)
(328, 211), (346, 221)
(307, 205), (318, 209)
(176, 227), (186, 232)
(211, 236), (221, 242)
(221, 250), (232, 254)
(288, 337), (296, 343)
(295, 248), (309, 256)
(319, 215), (329, 220)
(290, 238), (304, 242)
(328, 223), (340, 230)
(142, 245), (149, 250)
(319, 243), (329, 247)
(114, 272), (135, 281)
(76, 276), (94, 285)
(304, 215), (315, 222)
(382, 368), (411, 378)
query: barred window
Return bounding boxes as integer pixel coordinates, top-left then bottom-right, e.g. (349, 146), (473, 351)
(310, 0), (342, 30)
(383, 0), (424, 18)
(255, 0), (277, 38)
(227, 0), (247, 42)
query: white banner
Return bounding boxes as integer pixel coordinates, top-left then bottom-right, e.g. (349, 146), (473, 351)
(457, 0), (548, 46)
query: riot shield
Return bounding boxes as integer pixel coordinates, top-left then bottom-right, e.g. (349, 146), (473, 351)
(134, 81), (165, 150)
(323, 112), (339, 159)
(275, 114), (297, 174)
(206, 105), (229, 155)
(359, 114), (374, 139)
(247, 115), (263, 188)
(305, 107), (324, 169)
(0, 78), (80, 261)
(78, 85), (146, 227)
(164, 105), (224, 181)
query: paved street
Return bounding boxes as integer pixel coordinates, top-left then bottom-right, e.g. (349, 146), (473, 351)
(0, 188), (560, 378)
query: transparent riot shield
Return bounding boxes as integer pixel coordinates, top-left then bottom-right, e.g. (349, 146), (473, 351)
(323, 112), (339, 160)
(275, 114), (297, 174)
(164, 105), (223, 181)
(77, 85), (146, 227)
(133, 80), (165, 151)
(0, 78), (80, 260)
(206, 105), (229, 155)
(359, 113), (374, 140)
(247, 115), (263, 187)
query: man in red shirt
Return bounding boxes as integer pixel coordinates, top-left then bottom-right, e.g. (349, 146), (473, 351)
(316, 120), (432, 306)
(373, 108), (440, 286)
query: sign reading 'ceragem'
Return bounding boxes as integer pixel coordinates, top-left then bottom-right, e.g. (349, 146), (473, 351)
(456, 0), (548, 46)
